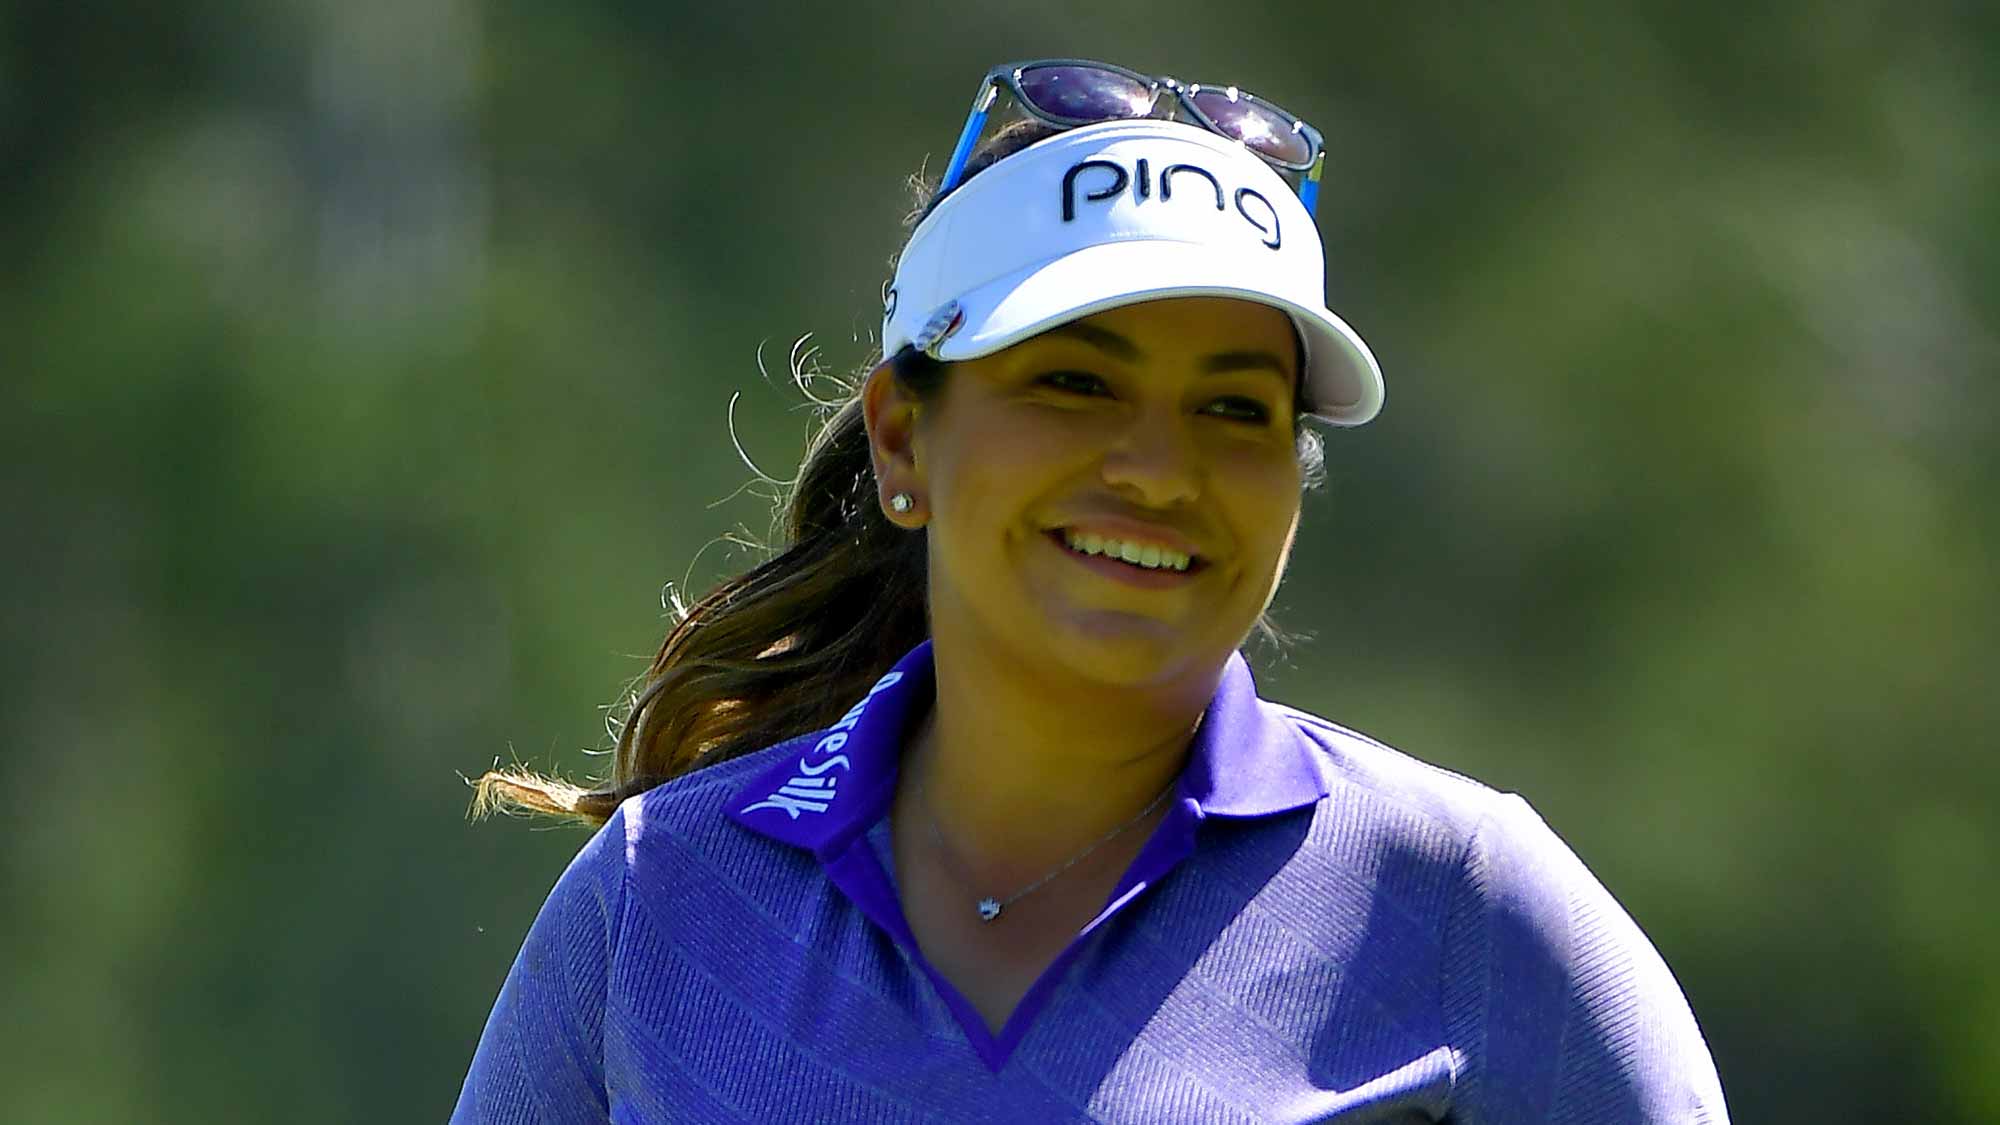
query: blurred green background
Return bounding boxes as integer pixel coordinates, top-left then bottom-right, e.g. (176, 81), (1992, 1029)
(5, 1), (1995, 1121)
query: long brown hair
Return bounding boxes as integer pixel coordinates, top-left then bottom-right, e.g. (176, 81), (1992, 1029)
(467, 120), (1327, 830)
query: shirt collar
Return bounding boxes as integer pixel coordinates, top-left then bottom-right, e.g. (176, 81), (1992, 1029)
(1183, 647), (1330, 817)
(728, 639), (1326, 855)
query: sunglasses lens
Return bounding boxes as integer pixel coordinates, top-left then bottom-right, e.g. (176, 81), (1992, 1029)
(1190, 89), (1312, 166)
(1017, 65), (1156, 123)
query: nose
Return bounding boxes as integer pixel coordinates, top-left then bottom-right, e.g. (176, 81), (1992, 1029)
(1099, 411), (1201, 507)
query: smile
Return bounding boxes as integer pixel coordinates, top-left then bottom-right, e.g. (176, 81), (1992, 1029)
(1059, 528), (1194, 571)
(1045, 529), (1207, 586)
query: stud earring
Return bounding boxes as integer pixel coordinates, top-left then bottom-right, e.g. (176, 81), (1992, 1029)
(889, 492), (914, 514)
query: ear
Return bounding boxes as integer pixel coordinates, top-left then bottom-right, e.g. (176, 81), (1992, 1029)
(861, 359), (927, 525)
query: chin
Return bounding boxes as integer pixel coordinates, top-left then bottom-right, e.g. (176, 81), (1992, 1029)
(1038, 610), (1228, 690)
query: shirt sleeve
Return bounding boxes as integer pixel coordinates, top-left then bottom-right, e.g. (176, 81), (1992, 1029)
(450, 804), (629, 1125)
(1441, 793), (1730, 1124)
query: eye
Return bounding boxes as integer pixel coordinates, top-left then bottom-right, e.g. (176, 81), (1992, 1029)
(1035, 370), (1111, 396)
(1203, 395), (1274, 424)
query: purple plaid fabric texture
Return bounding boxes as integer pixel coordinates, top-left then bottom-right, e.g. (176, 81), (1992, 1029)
(452, 641), (1728, 1123)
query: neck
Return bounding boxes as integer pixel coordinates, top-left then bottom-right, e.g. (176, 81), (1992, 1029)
(904, 637), (1216, 881)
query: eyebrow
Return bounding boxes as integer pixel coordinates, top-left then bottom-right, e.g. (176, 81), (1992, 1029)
(1044, 321), (1294, 384)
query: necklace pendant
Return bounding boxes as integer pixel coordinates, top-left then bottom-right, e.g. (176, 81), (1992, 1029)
(976, 898), (1002, 922)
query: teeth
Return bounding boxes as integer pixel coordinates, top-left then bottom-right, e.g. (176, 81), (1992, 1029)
(1060, 529), (1192, 572)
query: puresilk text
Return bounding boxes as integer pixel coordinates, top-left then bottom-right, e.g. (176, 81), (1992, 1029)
(740, 670), (904, 819)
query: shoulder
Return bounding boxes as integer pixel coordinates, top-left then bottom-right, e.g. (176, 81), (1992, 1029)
(1267, 700), (1519, 855)
(1264, 705), (1729, 1119)
(1264, 700), (1663, 948)
(1264, 703), (1675, 913)
(616, 733), (820, 852)
(1245, 702), (1568, 943)
(602, 733), (831, 908)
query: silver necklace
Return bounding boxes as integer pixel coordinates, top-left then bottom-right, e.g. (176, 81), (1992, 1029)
(914, 773), (1176, 923)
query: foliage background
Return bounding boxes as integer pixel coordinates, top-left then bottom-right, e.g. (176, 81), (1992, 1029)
(5, 1), (1995, 1120)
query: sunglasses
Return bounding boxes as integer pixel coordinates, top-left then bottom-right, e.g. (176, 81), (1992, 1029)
(937, 58), (1328, 217)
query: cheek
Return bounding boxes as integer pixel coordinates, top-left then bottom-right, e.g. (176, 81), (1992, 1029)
(1218, 455), (1304, 569)
(933, 409), (1087, 508)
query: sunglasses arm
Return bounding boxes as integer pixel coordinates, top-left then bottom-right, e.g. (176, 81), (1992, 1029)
(1298, 151), (1324, 218)
(936, 82), (1000, 199)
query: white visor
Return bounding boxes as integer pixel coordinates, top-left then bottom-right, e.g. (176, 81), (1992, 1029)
(881, 119), (1383, 426)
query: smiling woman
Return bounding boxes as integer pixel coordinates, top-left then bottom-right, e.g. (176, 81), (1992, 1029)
(452, 58), (1729, 1125)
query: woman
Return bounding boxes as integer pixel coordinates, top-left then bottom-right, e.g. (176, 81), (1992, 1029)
(453, 60), (1728, 1123)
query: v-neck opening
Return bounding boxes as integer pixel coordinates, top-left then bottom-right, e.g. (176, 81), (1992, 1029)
(838, 799), (1201, 1072)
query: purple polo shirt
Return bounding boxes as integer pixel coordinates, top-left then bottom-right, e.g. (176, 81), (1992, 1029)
(452, 640), (1729, 1122)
